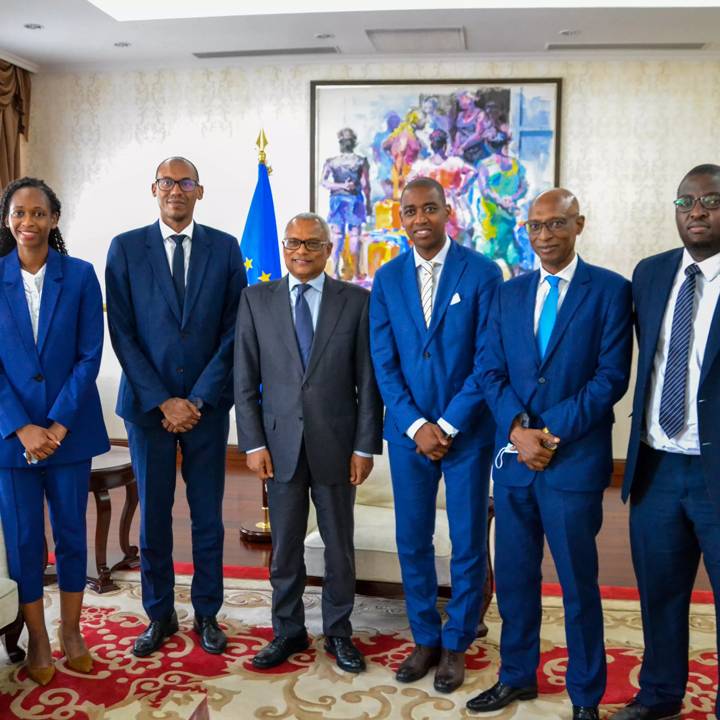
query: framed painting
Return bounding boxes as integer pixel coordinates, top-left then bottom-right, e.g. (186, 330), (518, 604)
(310, 78), (561, 285)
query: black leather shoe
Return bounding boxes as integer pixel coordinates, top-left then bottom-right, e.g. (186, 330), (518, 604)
(466, 680), (538, 712)
(573, 706), (599, 720)
(324, 636), (366, 673)
(433, 648), (465, 693)
(252, 633), (310, 669)
(133, 610), (179, 657)
(193, 615), (227, 655)
(609, 699), (682, 720)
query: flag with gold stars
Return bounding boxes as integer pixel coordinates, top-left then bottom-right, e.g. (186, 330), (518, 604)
(240, 162), (280, 285)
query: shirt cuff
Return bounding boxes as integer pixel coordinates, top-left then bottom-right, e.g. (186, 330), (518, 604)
(438, 417), (459, 437)
(245, 446), (266, 454)
(406, 417), (428, 441)
(353, 450), (372, 458)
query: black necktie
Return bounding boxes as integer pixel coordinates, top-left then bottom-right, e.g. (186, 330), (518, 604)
(171, 234), (185, 310)
(294, 284), (314, 369)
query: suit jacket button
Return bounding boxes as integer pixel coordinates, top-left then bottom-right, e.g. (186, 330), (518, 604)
(177, 367), (184, 374)
(423, 352), (431, 359)
(302, 383), (309, 390)
(33, 373), (44, 382)
(538, 377), (546, 384)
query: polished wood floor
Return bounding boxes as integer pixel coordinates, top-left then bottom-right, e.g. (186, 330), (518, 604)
(70, 452), (711, 592)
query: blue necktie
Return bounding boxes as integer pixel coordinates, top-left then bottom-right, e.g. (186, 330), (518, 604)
(659, 263), (701, 438)
(537, 275), (561, 359)
(171, 234), (186, 310)
(294, 284), (314, 369)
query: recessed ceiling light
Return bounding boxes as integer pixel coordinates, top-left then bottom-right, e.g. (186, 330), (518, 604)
(114, 41), (132, 47)
(558, 28), (581, 37)
(23, 23), (43, 30)
(314, 32), (335, 40)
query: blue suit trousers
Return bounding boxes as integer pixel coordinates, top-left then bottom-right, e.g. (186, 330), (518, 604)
(388, 440), (492, 652)
(494, 474), (606, 706)
(0, 461), (90, 604)
(126, 408), (229, 620)
(631, 445), (720, 718)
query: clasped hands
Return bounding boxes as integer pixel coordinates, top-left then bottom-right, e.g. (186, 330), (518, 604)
(414, 422), (453, 461)
(17, 422), (68, 462)
(509, 419), (561, 472)
(160, 397), (201, 433)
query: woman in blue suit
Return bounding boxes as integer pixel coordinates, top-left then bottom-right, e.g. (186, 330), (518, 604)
(0, 177), (109, 685)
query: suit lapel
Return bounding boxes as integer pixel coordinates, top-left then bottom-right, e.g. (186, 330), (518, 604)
(400, 251), (428, 338)
(146, 222), (182, 324)
(638, 250), (681, 382)
(425, 240), (466, 348)
(2, 250), (39, 363)
(272, 276), (304, 375)
(36, 248), (63, 356)
(539, 257), (591, 369)
(523, 270), (541, 367)
(182, 224), (211, 328)
(700, 285), (720, 386)
(305, 275), (347, 381)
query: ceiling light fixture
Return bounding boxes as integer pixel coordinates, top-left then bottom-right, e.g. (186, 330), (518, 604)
(114, 41), (132, 47)
(23, 23), (43, 30)
(314, 32), (335, 40)
(558, 28), (581, 37)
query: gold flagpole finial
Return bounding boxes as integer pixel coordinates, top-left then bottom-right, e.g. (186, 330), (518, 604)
(256, 129), (272, 173)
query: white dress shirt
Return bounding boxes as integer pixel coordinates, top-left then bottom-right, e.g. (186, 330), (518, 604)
(533, 253), (578, 333)
(247, 272), (371, 458)
(159, 219), (194, 283)
(407, 236), (458, 441)
(21, 264), (46, 343)
(645, 248), (720, 454)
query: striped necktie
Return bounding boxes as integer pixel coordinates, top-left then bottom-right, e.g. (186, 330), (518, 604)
(420, 260), (435, 328)
(658, 263), (701, 438)
(537, 275), (561, 359)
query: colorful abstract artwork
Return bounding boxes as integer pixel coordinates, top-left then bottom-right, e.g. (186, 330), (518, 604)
(311, 79), (561, 284)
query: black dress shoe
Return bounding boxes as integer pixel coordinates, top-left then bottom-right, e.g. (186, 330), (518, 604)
(133, 610), (179, 657)
(433, 648), (465, 693)
(609, 699), (682, 720)
(573, 706), (599, 720)
(466, 680), (538, 712)
(252, 633), (310, 669)
(193, 615), (227, 655)
(324, 636), (366, 673)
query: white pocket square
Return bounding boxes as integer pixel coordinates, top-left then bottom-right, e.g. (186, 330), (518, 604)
(450, 292), (462, 305)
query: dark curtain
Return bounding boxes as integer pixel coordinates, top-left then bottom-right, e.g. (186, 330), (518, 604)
(0, 60), (31, 190)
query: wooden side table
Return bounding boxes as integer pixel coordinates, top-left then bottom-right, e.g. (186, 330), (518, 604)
(87, 446), (140, 593)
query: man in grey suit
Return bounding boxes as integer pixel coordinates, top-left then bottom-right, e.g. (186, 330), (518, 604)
(234, 212), (383, 672)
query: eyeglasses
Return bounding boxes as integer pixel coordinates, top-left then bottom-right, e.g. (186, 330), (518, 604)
(674, 193), (720, 212)
(525, 217), (574, 235)
(282, 238), (330, 252)
(154, 177), (200, 192)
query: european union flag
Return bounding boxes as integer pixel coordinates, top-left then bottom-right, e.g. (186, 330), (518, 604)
(241, 162), (281, 285)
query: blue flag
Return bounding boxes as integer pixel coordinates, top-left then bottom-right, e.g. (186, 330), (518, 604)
(241, 163), (281, 285)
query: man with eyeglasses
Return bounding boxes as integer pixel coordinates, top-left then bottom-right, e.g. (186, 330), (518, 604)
(234, 212), (383, 672)
(468, 188), (632, 720)
(106, 156), (246, 657)
(610, 164), (720, 720)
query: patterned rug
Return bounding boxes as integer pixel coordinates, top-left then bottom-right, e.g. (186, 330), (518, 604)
(0, 575), (716, 719)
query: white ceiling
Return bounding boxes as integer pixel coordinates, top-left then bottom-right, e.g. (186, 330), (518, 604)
(2, 0), (720, 73)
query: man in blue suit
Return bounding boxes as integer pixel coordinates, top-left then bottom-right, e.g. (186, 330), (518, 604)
(468, 189), (632, 720)
(369, 177), (502, 693)
(610, 165), (720, 720)
(106, 157), (246, 656)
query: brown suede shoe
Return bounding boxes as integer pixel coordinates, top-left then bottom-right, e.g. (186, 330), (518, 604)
(395, 644), (441, 683)
(433, 648), (465, 693)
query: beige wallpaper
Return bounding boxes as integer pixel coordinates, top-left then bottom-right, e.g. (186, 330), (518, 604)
(25, 57), (720, 446)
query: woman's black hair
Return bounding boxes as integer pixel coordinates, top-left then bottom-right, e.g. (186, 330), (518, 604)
(0, 177), (68, 257)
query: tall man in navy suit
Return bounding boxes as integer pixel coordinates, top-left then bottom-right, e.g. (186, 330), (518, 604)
(369, 177), (502, 693)
(610, 165), (720, 720)
(468, 189), (633, 720)
(106, 157), (246, 657)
